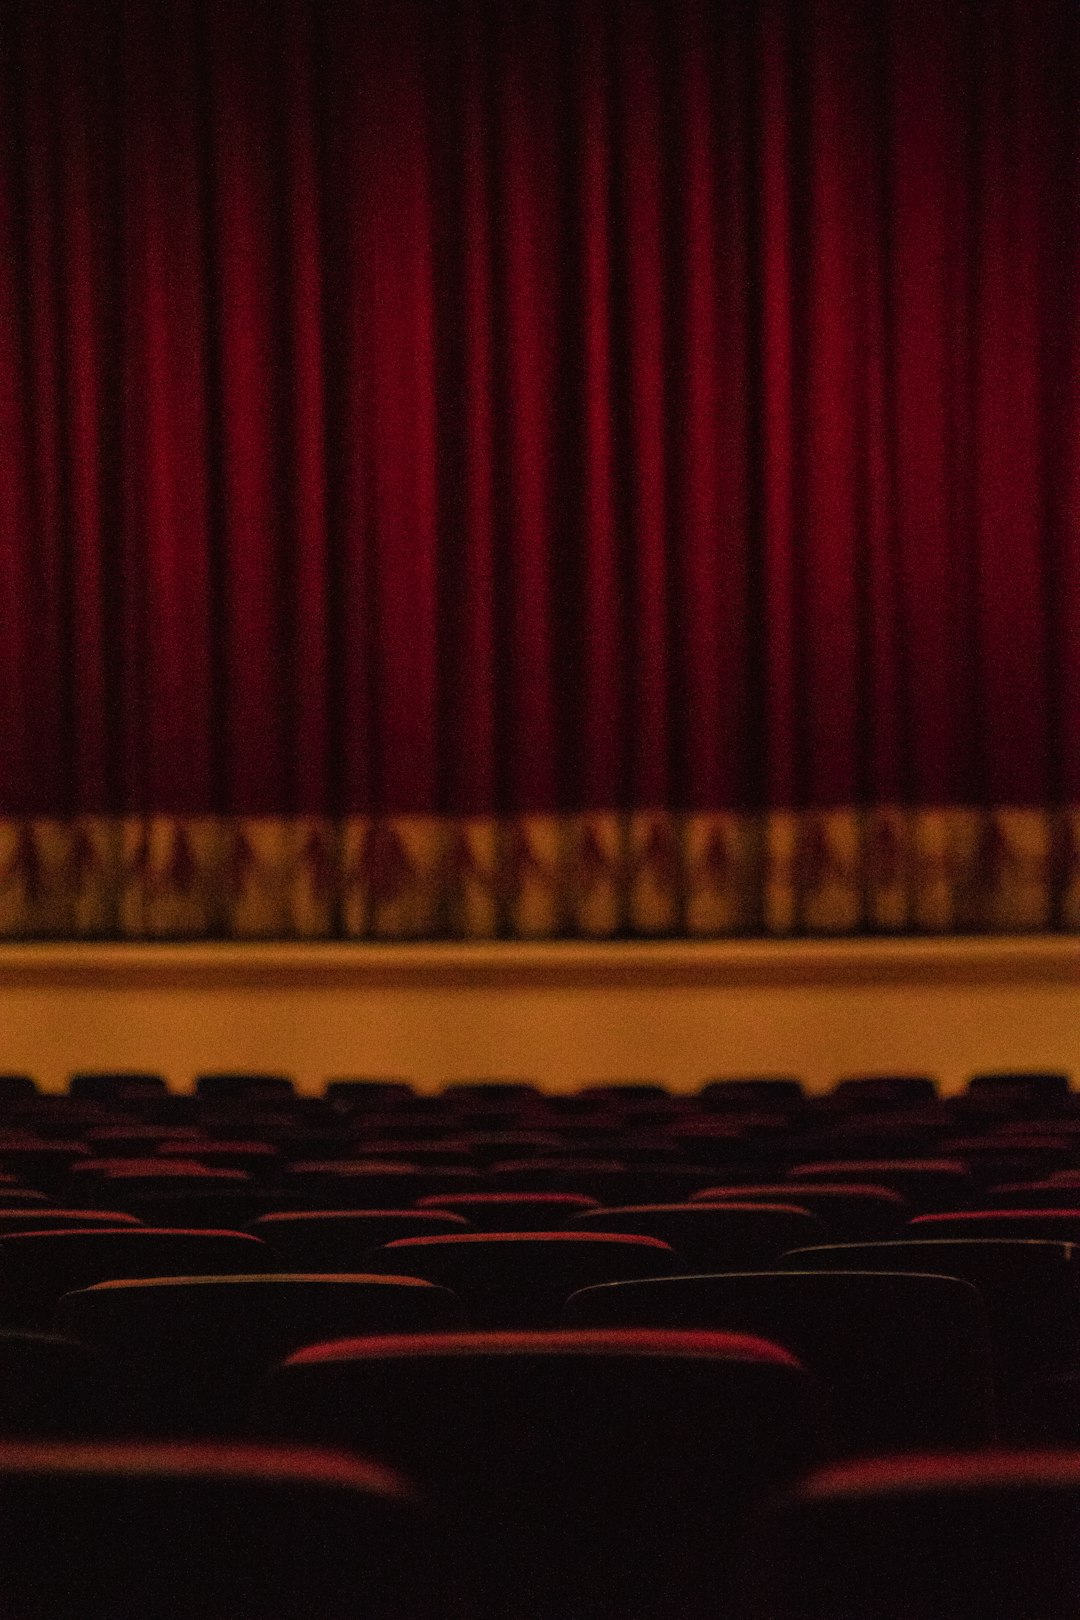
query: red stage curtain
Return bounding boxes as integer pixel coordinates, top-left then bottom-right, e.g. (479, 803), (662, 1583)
(0, 0), (1077, 937)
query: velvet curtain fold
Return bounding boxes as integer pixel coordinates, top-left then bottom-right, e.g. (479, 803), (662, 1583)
(0, 0), (1077, 937)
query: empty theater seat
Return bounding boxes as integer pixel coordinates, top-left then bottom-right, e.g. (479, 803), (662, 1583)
(282, 1161), (481, 1206)
(325, 1079), (418, 1111)
(780, 1238), (1080, 1432)
(84, 1125), (202, 1155)
(967, 1071), (1073, 1105)
(0, 1142), (91, 1194)
(368, 1231), (680, 1327)
(113, 1187), (303, 1229)
(563, 1268), (996, 1453)
(937, 1136), (1076, 1186)
(334, 1140), (478, 1167)
(803, 1121), (950, 1159)
(0, 1209), (142, 1233)
(787, 1159), (975, 1211)
(68, 1073), (168, 1103)
(0, 1440), (455, 1619)
(448, 1126), (561, 1155)
(911, 1209), (1080, 1244)
(689, 1182), (909, 1240)
(13, 1111), (123, 1147)
(255, 1328), (828, 1620)
(565, 1202), (828, 1268)
(0, 1076), (39, 1103)
(830, 1076), (939, 1108)
(699, 1079), (806, 1108)
(739, 1450), (1080, 1620)
(416, 1192), (601, 1228)
(484, 1159), (720, 1202)
(195, 1073), (296, 1105)
(56, 1274), (468, 1434)
(0, 1228), (271, 1328)
(66, 1161), (253, 1202)
(984, 1180), (1080, 1209)
(249, 1209), (471, 1267)
(156, 1140), (283, 1177)
(442, 1080), (541, 1105)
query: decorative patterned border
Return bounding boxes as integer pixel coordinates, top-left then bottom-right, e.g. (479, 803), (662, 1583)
(0, 808), (1076, 939)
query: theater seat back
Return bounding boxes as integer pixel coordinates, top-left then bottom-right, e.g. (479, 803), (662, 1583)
(0, 1440), (455, 1618)
(739, 1450), (1080, 1619)
(256, 1328), (829, 1620)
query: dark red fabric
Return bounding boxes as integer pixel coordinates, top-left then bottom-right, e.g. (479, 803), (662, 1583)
(0, 0), (1076, 818)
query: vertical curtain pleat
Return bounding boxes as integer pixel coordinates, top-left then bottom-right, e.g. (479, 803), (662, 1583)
(282, 0), (331, 824)
(0, 12), (39, 819)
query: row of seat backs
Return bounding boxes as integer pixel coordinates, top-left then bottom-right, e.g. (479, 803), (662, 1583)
(0, 1230), (1078, 1450)
(3, 1068), (1070, 1103)
(0, 1217), (1077, 1347)
(0, 1437), (1076, 1619)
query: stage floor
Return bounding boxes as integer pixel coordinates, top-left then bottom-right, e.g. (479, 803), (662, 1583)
(0, 936), (1076, 1095)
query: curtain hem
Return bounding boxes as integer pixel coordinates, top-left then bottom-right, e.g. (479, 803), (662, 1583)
(0, 808), (1076, 940)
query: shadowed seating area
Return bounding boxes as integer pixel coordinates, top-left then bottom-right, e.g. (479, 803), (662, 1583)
(0, 1068), (1067, 1611)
